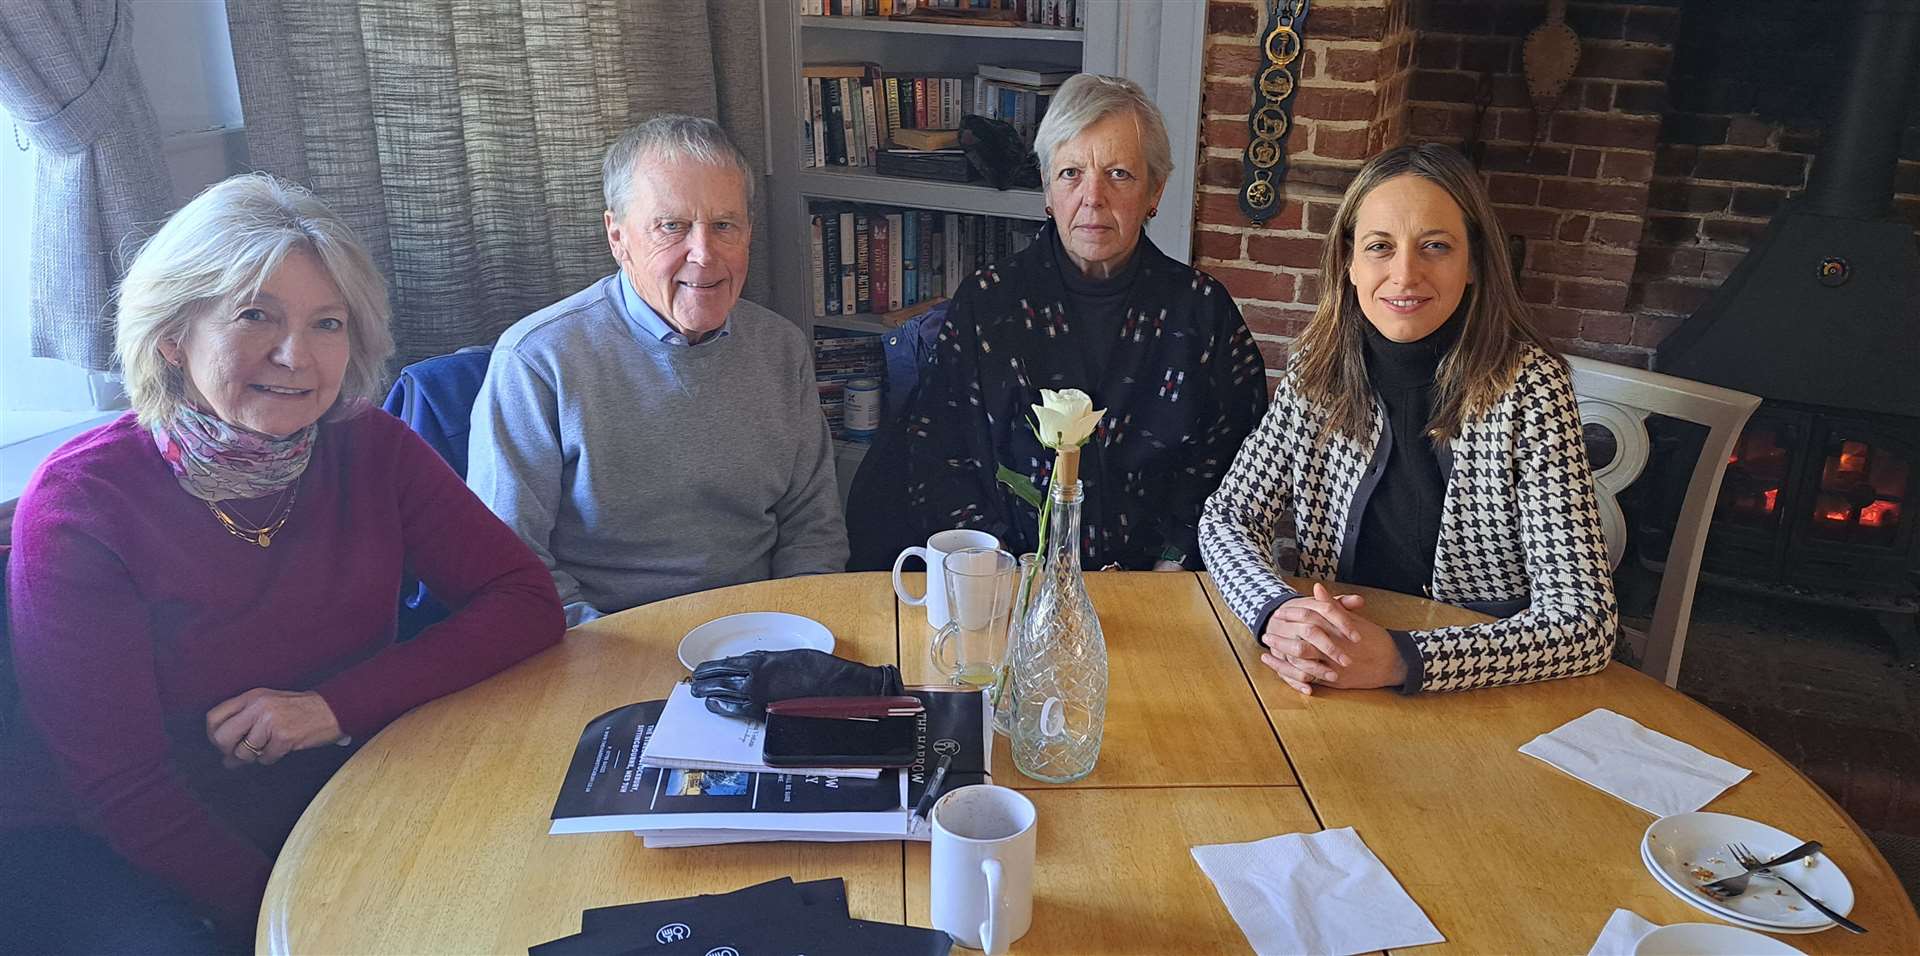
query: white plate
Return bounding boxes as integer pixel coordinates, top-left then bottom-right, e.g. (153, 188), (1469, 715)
(1641, 812), (1853, 931)
(1639, 842), (1831, 936)
(1634, 922), (1805, 955)
(676, 612), (834, 671)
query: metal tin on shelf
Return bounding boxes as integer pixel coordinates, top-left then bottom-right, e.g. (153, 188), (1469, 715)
(843, 377), (882, 439)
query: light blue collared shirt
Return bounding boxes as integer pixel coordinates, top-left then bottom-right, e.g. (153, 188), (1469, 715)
(614, 270), (732, 347)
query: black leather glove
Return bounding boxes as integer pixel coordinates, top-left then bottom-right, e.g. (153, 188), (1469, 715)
(688, 649), (906, 720)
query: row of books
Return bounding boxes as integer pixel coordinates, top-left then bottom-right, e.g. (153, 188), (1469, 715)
(807, 202), (1043, 319)
(972, 74), (1060, 144)
(547, 685), (991, 845)
(798, 0), (1083, 27)
(802, 61), (1070, 168)
(802, 65), (971, 169)
(813, 327), (885, 439)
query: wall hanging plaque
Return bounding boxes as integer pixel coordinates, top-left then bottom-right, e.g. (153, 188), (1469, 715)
(1239, 0), (1309, 222)
(1522, 0), (1580, 146)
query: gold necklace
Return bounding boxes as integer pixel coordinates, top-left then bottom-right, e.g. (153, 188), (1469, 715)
(205, 479), (300, 549)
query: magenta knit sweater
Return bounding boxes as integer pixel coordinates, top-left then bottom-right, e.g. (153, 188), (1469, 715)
(2, 409), (564, 927)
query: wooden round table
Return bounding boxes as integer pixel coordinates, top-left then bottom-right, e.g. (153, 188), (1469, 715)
(260, 572), (1920, 953)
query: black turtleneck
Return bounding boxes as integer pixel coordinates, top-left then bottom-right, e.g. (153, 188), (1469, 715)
(1053, 228), (1142, 386)
(1349, 310), (1464, 598)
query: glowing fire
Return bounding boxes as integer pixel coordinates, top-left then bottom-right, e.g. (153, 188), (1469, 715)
(1838, 441), (1868, 474)
(1762, 488), (1778, 511)
(1860, 501), (1900, 527)
(1823, 508), (1853, 523)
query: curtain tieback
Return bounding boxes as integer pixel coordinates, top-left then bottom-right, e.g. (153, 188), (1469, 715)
(21, 0), (144, 155)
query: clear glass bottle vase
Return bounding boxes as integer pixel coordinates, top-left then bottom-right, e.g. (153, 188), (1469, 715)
(1009, 479), (1108, 783)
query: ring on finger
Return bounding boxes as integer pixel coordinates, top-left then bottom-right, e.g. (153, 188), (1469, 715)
(238, 736), (264, 757)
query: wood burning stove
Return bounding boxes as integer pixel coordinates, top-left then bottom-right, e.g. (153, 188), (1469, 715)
(1707, 405), (1919, 594)
(1651, 0), (1920, 660)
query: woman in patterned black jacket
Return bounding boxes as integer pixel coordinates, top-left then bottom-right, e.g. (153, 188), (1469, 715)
(897, 75), (1268, 570)
(1200, 144), (1616, 695)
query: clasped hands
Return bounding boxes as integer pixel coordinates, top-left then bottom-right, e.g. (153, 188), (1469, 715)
(1258, 582), (1407, 696)
(205, 688), (345, 769)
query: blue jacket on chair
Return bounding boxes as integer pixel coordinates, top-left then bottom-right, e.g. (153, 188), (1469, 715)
(380, 347), (492, 638)
(380, 347), (493, 479)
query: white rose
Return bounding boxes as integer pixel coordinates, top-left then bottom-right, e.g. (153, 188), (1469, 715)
(1031, 388), (1103, 449)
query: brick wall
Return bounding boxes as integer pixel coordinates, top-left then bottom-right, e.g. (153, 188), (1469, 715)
(1190, 0), (1920, 376)
(1628, 0), (1920, 345)
(1404, 0), (1680, 366)
(1195, 0), (1413, 387)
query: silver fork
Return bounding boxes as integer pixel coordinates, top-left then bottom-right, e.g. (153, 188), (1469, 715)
(1730, 842), (1868, 934)
(1700, 839), (1823, 899)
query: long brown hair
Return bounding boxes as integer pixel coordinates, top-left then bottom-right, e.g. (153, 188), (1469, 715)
(1292, 143), (1556, 443)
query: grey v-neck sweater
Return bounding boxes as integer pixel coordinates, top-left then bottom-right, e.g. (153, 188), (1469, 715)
(468, 275), (848, 626)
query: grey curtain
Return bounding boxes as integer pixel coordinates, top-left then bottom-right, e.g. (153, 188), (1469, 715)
(225, 0), (769, 369)
(0, 0), (173, 371)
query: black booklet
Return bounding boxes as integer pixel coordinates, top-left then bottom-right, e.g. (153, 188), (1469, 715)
(549, 687), (989, 844)
(530, 876), (952, 956)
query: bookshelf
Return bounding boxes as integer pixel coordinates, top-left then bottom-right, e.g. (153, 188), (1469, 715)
(798, 14), (1085, 42)
(758, 3), (1205, 490)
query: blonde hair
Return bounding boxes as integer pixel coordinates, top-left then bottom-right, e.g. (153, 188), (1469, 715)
(1293, 143), (1557, 443)
(115, 173), (394, 429)
(1033, 73), (1174, 191)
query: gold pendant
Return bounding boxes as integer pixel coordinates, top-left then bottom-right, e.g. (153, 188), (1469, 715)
(1258, 65), (1295, 101)
(1264, 25), (1301, 67)
(256, 532), (272, 548)
(1245, 178), (1276, 209)
(1253, 105), (1290, 141)
(1248, 138), (1282, 169)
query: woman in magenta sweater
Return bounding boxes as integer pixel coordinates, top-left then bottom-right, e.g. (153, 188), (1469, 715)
(0, 175), (565, 953)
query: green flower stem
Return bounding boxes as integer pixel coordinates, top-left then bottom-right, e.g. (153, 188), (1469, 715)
(990, 452), (1057, 714)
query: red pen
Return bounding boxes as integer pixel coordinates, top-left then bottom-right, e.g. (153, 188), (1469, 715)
(765, 696), (925, 719)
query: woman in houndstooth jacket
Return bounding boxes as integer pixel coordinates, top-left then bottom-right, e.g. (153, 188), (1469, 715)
(1200, 144), (1616, 696)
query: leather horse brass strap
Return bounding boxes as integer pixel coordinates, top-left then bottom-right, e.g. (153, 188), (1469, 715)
(1239, 0), (1309, 222)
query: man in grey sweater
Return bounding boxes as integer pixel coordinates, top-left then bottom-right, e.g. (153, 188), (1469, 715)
(469, 115), (848, 626)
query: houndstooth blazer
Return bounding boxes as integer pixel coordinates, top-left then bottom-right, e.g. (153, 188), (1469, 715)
(1199, 345), (1617, 693)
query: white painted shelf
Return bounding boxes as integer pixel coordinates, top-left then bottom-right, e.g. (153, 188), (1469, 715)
(796, 167), (1048, 220)
(814, 314), (898, 335)
(799, 15), (1083, 43)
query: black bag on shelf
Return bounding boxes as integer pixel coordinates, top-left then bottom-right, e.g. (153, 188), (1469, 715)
(959, 114), (1041, 190)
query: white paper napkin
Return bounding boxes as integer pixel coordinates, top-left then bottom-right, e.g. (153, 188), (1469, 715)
(1190, 826), (1444, 956)
(1519, 708), (1751, 816)
(1586, 908), (1660, 956)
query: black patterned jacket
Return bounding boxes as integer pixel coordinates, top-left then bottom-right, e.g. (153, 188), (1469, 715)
(901, 223), (1268, 569)
(1199, 346), (1616, 692)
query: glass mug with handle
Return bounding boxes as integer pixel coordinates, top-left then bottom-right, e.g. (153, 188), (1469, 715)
(892, 529), (1000, 630)
(930, 547), (1018, 688)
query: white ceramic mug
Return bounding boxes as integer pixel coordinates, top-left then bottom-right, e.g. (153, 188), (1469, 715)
(892, 529), (999, 629)
(930, 784), (1035, 954)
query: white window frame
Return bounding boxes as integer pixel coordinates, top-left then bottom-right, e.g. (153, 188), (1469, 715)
(1, 1), (245, 502)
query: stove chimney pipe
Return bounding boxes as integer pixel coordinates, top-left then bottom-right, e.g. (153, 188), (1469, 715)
(1800, 0), (1920, 220)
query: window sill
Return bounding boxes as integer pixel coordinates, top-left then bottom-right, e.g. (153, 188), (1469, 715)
(0, 413), (119, 504)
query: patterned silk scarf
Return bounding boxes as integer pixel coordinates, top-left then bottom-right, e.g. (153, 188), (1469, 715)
(153, 405), (317, 502)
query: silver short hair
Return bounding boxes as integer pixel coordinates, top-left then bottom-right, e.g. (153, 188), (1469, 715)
(115, 174), (395, 429)
(602, 114), (756, 219)
(1033, 74), (1174, 191)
